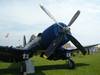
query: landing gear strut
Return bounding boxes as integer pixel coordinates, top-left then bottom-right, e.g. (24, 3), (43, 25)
(67, 59), (75, 69)
(20, 53), (28, 75)
(20, 61), (27, 75)
(66, 52), (75, 69)
(20, 53), (35, 75)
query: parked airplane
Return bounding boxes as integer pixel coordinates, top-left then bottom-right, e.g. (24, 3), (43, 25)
(0, 5), (99, 75)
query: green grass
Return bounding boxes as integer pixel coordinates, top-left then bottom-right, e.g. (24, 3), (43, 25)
(0, 50), (100, 75)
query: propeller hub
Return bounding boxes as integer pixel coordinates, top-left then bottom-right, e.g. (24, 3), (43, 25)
(62, 26), (71, 34)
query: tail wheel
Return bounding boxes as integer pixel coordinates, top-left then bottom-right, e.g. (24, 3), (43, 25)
(67, 59), (75, 69)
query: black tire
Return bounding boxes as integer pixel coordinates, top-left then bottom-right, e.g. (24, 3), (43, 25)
(67, 59), (75, 69)
(20, 62), (27, 75)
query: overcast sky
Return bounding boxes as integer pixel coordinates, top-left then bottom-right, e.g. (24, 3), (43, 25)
(0, 0), (100, 46)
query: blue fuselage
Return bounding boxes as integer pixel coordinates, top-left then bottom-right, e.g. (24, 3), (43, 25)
(41, 22), (70, 48)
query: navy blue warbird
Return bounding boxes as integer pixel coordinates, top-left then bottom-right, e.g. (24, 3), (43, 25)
(0, 5), (97, 74)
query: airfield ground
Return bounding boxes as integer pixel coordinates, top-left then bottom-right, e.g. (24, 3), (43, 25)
(0, 49), (100, 75)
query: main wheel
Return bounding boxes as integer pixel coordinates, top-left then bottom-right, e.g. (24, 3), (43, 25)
(20, 62), (27, 75)
(67, 59), (75, 69)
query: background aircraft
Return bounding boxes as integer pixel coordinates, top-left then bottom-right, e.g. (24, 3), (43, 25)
(0, 5), (99, 75)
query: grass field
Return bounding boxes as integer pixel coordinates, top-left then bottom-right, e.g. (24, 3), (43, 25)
(0, 50), (100, 75)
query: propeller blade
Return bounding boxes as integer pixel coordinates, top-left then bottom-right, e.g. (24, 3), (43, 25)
(40, 4), (57, 23)
(66, 34), (86, 55)
(40, 4), (64, 28)
(68, 10), (80, 26)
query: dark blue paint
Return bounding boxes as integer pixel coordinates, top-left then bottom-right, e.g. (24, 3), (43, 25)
(41, 22), (70, 48)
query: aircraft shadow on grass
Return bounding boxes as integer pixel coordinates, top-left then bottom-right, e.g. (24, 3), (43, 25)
(35, 63), (89, 71)
(0, 63), (89, 75)
(34, 63), (90, 75)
